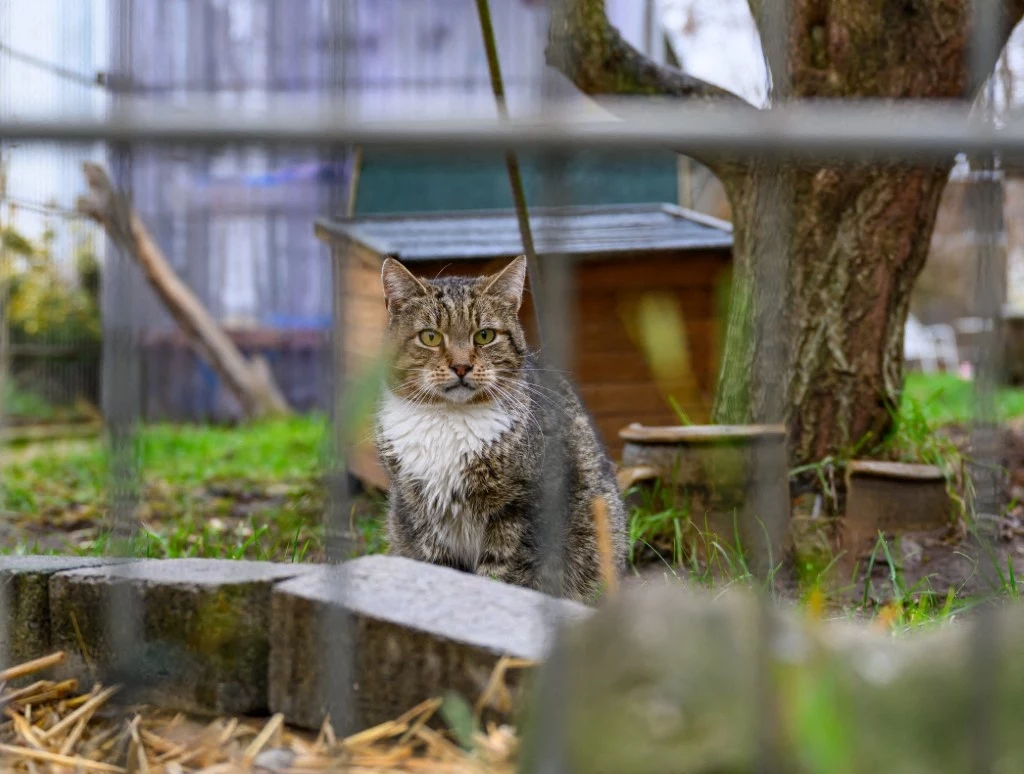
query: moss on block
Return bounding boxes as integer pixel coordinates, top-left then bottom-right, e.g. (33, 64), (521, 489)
(0, 556), (116, 678)
(48, 559), (311, 715)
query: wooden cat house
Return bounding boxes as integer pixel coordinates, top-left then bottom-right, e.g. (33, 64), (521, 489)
(314, 203), (733, 490)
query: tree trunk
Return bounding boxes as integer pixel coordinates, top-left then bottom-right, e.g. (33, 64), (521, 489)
(714, 164), (951, 466)
(546, 0), (1024, 471)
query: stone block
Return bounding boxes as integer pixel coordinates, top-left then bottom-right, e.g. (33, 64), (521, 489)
(268, 555), (591, 732)
(0, 556), (116, 676)
(49, 558), (311, 715)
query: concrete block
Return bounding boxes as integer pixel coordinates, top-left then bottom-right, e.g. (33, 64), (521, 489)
(49, 558), (311, 715)
(268, 555), (591, 732)
(0, 556), (116, 675)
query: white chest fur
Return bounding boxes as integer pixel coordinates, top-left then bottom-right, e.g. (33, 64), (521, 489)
(378, 393), (514, 562)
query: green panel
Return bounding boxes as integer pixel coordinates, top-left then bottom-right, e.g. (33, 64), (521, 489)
(353, 150), (678, 215)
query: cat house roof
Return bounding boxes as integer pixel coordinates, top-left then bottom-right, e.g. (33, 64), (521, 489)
(315, 203), (733, 262)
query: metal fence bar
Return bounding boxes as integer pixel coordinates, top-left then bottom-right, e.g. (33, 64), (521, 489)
(10, 100), (1024, 156)
(968, 2), (1005, 770)
(319, 0), (357, 737)
(526, 10), (576, 762)
(530, 161), (573, 772)
(100, 0), (145, 719)
(752, 2), (790, 771)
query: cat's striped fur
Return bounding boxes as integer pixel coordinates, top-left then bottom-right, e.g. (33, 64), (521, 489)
(375, 256), (628, 603)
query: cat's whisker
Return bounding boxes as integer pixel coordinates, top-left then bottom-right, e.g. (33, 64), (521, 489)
(500, 379), (575, 420)
(483, 383), (544, 439)
(496, 367), (570, 375)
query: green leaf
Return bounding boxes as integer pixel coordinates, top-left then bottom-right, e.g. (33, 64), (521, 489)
(439, 690), (476, 750)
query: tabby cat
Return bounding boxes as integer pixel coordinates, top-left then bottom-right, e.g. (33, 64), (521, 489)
(375, 255), (628, 603)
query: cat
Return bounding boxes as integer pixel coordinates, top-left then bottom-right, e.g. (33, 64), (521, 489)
(374, 255), (628, 603)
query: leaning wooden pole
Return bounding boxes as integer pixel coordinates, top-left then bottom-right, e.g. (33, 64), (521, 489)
(78, 162), (291, 421)
(474, 0), (545, 346)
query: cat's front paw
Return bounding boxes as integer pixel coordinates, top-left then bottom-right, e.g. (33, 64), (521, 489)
(475, 562), (508, 583)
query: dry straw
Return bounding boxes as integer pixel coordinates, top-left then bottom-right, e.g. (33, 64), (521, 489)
(0, 650), (529, 772)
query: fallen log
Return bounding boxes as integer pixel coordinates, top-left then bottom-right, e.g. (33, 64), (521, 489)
(77, 162), (290, 420)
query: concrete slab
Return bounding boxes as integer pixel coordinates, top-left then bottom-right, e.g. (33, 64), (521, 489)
(268, 555), (591, 731)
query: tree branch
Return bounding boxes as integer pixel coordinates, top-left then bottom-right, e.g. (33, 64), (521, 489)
(546, 0), (752, 104)
(78, 162), (292, 421)
(546, 0), (755, 186)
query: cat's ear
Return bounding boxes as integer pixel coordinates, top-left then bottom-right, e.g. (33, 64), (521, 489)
(483, 255), (528, 311)
(381, 258), (428, 312)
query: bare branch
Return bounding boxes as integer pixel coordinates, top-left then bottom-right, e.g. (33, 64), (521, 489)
(78, 162), (292, 421)
(545, 0), (755, 186)
(546, 0), (752, 104)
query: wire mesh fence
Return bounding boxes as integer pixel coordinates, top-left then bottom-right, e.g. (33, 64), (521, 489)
(0, 0), (1023, 771)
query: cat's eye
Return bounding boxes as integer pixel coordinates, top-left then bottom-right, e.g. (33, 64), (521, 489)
(474, 328), (496, 346)
(418, 329), (443, 347)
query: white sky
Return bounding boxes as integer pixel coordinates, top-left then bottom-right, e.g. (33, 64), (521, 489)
(0, 0), (108, 253)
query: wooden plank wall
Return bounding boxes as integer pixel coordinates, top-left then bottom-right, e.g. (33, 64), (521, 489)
(336, 245), (731, 487)
(571, 250), (728, 457)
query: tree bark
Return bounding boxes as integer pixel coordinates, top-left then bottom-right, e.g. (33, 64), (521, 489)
(715, 164), (951, 465)
(78, 163), (291, 421)
(547, 0), (1024, 470)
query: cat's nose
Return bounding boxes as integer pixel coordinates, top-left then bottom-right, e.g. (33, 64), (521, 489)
(451, 363), (473, 379)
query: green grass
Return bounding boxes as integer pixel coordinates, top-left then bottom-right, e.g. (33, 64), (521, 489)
(625, 371), (1024, 625)
(133, 415), (329, 483)
(2, 383), (59, 421)
(6, 370), (1023, 614)
(3, 415), (326, 509)
(0, 414), (388, 562)
(901, 371), (1024, 425)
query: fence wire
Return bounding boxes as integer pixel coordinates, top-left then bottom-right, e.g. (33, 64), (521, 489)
(0, 0), (1020, 771)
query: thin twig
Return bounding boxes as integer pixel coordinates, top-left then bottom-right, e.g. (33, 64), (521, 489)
(0, 742), (125, 773)
(0, 652), (66, 683)
(69, 610), (95, 675)
(38, 685), (119, 742)
(4, 707), (44, 750)
(593, 495), (620, 598)
(242, 712), (284, 763)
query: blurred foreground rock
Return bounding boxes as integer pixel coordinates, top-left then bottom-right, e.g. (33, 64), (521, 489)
(522, 586), (1024, 774)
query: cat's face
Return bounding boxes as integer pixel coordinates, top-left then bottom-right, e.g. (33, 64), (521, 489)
(380, 256), (529, 405)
